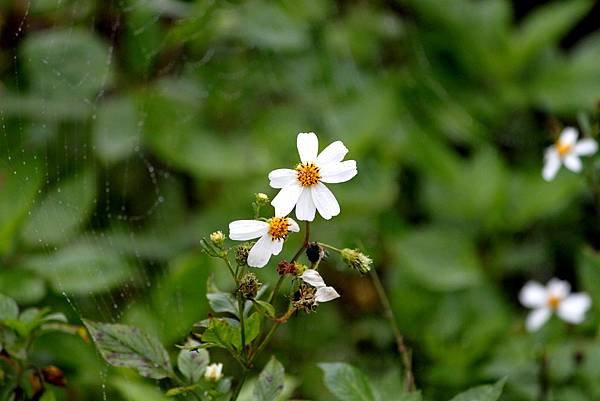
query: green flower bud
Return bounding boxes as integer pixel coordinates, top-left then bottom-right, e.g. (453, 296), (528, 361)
(255, 193), (270, 204)
(340, 248), (373, 274)
(209, 231), (226, 247)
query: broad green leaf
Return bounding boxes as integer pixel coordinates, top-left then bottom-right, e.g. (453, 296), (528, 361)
(244, 312), (262, 345)
(23, 242), (134, 295)
(207, 290), (239, 316)
(21, 29), (112, 100)
(253, 356), (285, 401)
(253, 300), (275, 318)
(200, 318), (239, 351)
(319, 362), (377, 401)
(83, 319), (174, 379)
(0, 270), (46, 304)
(449, 378), (506, 401)
(112, 377), (171, 401)
(393, 227), (482, 291)
(0, 293), (18, 321)
(178, 340), (209, 383)
(93, 96), (139, 164)
(21, 170), (96, 246)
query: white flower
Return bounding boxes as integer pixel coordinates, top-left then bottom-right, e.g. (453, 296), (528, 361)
(204, 363), (223, 382)
(542, 127), (598, 181)
(229, 217), (300, 268)
(269, 132), (357, 221)
(519, 278), (591, 332)
(300, 269), (340, 303)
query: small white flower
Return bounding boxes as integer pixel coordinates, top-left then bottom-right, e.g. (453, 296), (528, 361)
(300, 269), (340, 303)
(542, 127), (598, 181)
(519, 278), (591, 332)
(269, 132), (357, 221)
(229, 216), (300, 268)
(204, 363), (223, 382)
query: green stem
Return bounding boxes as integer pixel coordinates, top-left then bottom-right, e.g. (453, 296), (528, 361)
(231, 368), (248, 401)
(538, 347), (549, 401)
(238, 296), (247, 364)
(319, 242), (342, 253)
(290, 221), (310, 262)
(268, 276), (285, 303)
(222, 256), (236, 282)
(370, 269), (416, 392)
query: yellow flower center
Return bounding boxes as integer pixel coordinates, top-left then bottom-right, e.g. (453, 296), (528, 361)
(268, 217), (290, 240)
(556, 140), (572, 156)
(547, 294), (561, 309)
(296, 163), (321, 187)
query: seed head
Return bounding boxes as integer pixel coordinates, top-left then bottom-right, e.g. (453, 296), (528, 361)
(239, 273), (262, 299)
(235, 243), (253, 266)
(292, 284), (318, 313)
(340, 248), (373, 274)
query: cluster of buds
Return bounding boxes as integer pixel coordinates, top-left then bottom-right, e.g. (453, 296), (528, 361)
(200, 231), (228, 257)
(238, 273), (262, 299)
(276, 260), (304, 276)
(340, 248), (372, 274)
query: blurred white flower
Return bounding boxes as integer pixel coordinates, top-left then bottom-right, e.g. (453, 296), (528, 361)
(229, 217), (300, 268)
(269, 132), (357, 221)
(204, 363), (223, 382)
(300, 269), (340, 303)
(519, 278), (591, 332)
(542, 127), (597, 181)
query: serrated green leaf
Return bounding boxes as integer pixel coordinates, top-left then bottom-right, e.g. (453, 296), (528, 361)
(319, 362), (377, 401)
(178, 340), (209, 383)
(253, 356), (285, 401)
(449, 378), (506, 401)
(83, 319), (174, 379)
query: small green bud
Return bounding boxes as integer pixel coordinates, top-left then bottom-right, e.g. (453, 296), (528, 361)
(340, 248), (373, 274)
(239, 273), (262, 299)
(235, 243), (253, 266)
(210, 231), (226, 247)
(255, 193), (270, 204)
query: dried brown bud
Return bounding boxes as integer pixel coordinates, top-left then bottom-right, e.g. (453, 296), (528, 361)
(235, 243), (253, 266)
(306, 242), (324, 264)
(292, 284), (318, 313)
(42, 365), (67, 387)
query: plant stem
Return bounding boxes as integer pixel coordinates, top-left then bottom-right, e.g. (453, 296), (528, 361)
(538, 348), (549, 401)
(239, 296), (247, 364)
(291, 221), (310, 262)
(369, 269), (416, 392)
(231, 368), (248, 401)
(222, 256), (236, 282)
(319, 242), (342, 253)
(268, 276), (284, 303)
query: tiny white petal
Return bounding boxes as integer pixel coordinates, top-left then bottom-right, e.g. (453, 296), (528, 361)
(297, 132), (319, 163)
(542, 149), (561, 181)
(271, 182), (303, 218)
(320, 160), (358, 184)
(269, 168), (296, 189)
(229, 220), (269, 241)
(287, 218), (300, 232)
(316, 141), (349, 165)
(563, 154), (582, 172)
(547, 278), (571, 299)
(311, 182), (340, 220)
(574, 138), (598, 156)
(519, 281), (547, 309)
(526, 308), (551, 332)
(247, 234), (276, 268)
(559, 127), (579, 146)
(557, 293), (591, 324)
(300, 269), (326, 288)
(271, 238), (284, 256)
(315, 286), (340, 303)
(295, 187), (316, 221)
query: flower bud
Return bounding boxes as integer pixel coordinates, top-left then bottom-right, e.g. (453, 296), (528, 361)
(235, 243), (253, 266)
(276, 260), (305, 276)
(340, 248), (373, 274)
(210, 231), (226, 247)
(255, 192), (270, 204)
(292, 284), (318, 313)
(204, 363), (223, 382)
(42, 366), (67, 387)
(239, 273), (262, 299)
(306, 242), (324, 264)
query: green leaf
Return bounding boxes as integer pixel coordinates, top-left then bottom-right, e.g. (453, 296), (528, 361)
(207, 291), (239, 316)
(93, 96), (139, 164)
(253, 356), (285, 401)
(23, 242), (134, 295)
(0, 294), (18, 321)
(578, 247), (600, 310)
(319, 362), (377, 401)
(0, 270), (46, 304)
(449, 378), (506, 401)
(177, 340), (209, 383)
(21, 170), (96, 246)
(83, 319), (174, 379)
(200, 318), (239, 351)
(21, 29), (112, 100)
(112, 377), (171, 401)
(244, 312), (262, 345)
(253, 300), (275, 319)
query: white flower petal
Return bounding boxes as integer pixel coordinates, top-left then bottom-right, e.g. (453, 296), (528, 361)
(526, 308), (551, 332)
(559, 127), (579, 146)
(287, 218), (300, 232)
(547, 278), (571, 299)
(271, 238), (284, 256)
(519, 281), (547, 309)
(311, 182), (340, 220)
(300, 269), (326, 288)
(316, 141), (348, 165)
(271, 182), (303, 218)
(557, 293), (591, 324)
(542, 149), (561, 181)
(574, 138), (598, 156)
(315, 286), (340, 303)
(229, 220), (269, 241)
(563, 154), (582, 172)
(320, 160), (358, 184)
(269, 168), (297, 189)
(295, 187), (316, 221)
(297, 132), (319, 163)
(247, 234), (277, 268)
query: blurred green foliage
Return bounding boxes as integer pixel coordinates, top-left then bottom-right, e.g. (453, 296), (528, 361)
(1, 0), (600, 400)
